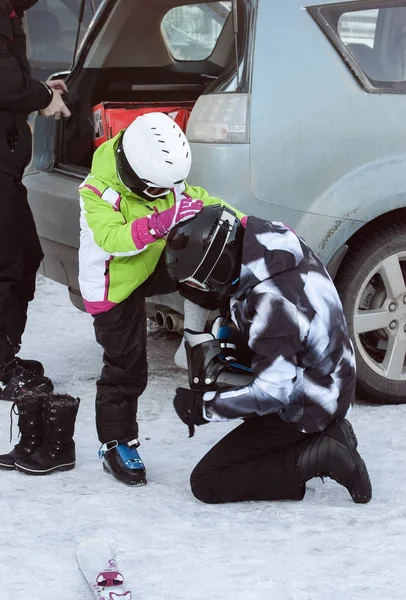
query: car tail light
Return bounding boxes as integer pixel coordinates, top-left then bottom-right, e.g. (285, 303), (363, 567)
(187, 93), (250, 144)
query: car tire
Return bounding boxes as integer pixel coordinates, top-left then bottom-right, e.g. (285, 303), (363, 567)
(335, 223), (406, 404)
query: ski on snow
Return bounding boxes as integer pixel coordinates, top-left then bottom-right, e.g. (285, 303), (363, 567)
(77, 538), (133, 599)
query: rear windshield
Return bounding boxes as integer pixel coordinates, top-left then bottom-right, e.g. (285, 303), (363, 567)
(161, 1), (232, 61)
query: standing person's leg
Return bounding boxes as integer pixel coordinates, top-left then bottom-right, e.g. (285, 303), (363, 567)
(93, 289), (149, 485)
(93, 256), (178, 484)
(191, 414), (308, 503)
(0, 175), (52, 399)
(93, 290), (149, 445)
(14, 181), (44, 341)
(0, 174), (26, 357)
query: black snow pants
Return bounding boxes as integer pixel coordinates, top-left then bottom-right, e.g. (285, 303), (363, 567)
(190, 414), (311, 503)
(93, 257), (219, 445)
(0, 173), (43, 366)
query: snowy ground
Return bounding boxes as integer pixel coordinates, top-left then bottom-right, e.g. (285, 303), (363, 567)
(0, 276), (405, 600)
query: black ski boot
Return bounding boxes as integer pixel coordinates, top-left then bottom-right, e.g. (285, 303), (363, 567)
(14, 394), (80, 475)
(101, 439), (147, 486)
(184, 327), (253, 392)
(0, 395), (45, 469)
(297, 419), (372, 503)
(0, 360), (53, 402)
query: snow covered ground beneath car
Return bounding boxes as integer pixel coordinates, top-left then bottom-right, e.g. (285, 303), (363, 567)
(0, 276), (405, 600)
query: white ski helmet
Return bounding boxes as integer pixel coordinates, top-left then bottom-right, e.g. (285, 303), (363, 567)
(116, 112), (192, 199)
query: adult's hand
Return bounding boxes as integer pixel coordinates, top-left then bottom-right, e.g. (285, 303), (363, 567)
(173, 387), (208, 437)
(40, 88), (71, 120)
(45, 79), (69, 93)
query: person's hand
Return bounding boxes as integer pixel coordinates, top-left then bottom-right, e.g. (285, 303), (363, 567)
(148, 197), (203, 238)
(45, 79), (69, 93)
(40, 89), (71, 120)
(173, 387), (209, 437)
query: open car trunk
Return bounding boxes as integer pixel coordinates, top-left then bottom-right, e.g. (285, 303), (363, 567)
(27, 0), (249, 317)
(55, 0), (245, 171)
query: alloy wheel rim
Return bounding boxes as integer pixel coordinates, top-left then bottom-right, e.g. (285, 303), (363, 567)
(353, 251), (406, 381)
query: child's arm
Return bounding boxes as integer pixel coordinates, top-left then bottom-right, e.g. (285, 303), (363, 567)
(80, 183), (203, 256)
(80, 184), (152, 256)
(184, 184), (246, 223)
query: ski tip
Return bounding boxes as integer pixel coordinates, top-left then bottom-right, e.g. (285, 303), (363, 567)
(78, 537), (111, 546)
(77, 537), (114, 556)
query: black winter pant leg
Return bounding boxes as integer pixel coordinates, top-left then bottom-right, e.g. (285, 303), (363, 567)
(190, 414), (310, 504)
(93, 259), (177, 445)
(93, 288), (148, 444)
(15, 181), (43, 335)
(0, 174), (43, 355)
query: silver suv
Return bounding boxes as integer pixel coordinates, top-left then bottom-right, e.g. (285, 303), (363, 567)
(26, 0), (406, 405)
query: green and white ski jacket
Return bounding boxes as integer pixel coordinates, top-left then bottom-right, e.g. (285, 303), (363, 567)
(78, 132), (244, 314)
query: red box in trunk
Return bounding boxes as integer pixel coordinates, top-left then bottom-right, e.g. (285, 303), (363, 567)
(92, 102), (194, 148)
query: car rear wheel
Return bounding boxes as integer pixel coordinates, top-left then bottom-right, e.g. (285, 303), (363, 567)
(335, 223), (406, 404)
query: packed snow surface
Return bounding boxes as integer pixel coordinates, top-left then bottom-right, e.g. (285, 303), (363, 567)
(0, 276), (405, 599)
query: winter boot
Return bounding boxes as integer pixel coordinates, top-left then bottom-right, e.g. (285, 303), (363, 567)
(101, 438), (147, 486)
(297, 419), (372, 503)
(0, 335), (49, 400)
(0, 395), (45, 469)
(14, 394), (80, 475)
(184, 325), (254, 392)
(174, 300), (210, 369)
(14, 357), (44, 377)
(0, 360), (53, 402)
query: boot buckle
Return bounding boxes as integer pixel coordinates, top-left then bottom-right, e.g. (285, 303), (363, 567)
(98, 439), (118, 459)
(127, 438), (140, 449)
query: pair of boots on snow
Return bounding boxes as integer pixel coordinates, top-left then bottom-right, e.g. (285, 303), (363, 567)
(0, 353), (80, 475)
(0, 393), (80, 475)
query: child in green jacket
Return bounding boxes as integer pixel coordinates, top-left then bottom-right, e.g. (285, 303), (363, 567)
(78, 112), (243, 485)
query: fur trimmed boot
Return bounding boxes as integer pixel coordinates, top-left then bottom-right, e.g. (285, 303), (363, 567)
(0, 395), (45, 469)
(14, 394), (80, 475)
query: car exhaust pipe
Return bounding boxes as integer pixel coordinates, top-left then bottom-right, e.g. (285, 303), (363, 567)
(165, 313), (184, 333)
(155, 310), (167, 328)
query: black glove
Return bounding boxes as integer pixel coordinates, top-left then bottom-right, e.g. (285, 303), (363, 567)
(173, 387), (209, 438)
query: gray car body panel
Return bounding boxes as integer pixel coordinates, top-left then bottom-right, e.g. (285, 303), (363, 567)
(188, 1), (406, 263)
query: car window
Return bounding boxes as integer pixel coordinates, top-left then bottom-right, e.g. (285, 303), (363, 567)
(161, 1), (232, 61)
(338, 9), (378, 49)
(338, 7), (406, 82)
(25, 0), (103, 79)
(309, 2), (406, 91)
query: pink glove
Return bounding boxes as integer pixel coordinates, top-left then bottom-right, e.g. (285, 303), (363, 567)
(148, 197), (204, 238)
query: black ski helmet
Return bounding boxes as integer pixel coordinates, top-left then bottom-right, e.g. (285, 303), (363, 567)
(165, 204), (244, 296)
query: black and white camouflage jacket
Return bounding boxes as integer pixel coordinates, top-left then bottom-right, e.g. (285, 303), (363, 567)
(202, 216), (356, 434)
